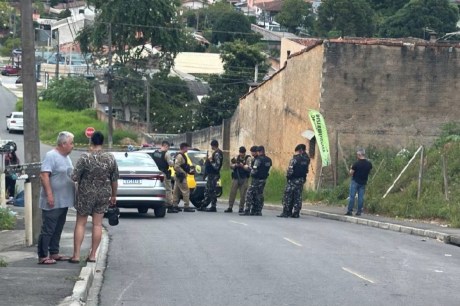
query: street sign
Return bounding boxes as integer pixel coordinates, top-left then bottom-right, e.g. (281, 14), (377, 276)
(85, 127), (95, 138)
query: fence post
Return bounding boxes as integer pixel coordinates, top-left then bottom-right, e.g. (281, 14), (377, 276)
(0, 172), (5, 208)
(417, 146), (424, 201)
(24, 179), (33, 246)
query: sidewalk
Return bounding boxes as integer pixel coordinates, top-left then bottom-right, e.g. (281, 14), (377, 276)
(0, 205), (106, 306)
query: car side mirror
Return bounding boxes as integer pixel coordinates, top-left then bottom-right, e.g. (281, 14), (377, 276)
(6, 115), (11, 118)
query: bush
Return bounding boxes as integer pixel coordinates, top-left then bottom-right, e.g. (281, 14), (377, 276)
(42, 76), (94, 111)
(0, 208), (16, 230)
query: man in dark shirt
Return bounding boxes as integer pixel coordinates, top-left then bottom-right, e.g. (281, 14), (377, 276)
(346, 149), (373, 216)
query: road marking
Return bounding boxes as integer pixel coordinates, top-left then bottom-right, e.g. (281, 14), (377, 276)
(342, 267), (375, 284)
(283, 237), (302, 247)
(230, 220), (248, 226)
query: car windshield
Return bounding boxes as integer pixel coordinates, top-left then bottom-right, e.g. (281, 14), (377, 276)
(113, 152), (157, 168)
(187, 151), (207, 166)
(13, 114), (23, 119)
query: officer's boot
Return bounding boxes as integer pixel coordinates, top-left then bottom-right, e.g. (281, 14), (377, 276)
(291, 211), (300, 218)
(196, 203), (207, 211)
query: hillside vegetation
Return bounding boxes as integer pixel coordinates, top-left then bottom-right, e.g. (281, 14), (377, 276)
(307, 123), (460, 227)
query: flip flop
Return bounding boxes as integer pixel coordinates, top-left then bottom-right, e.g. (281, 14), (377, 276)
(86, 258), (96, 263)
(68, 258), (81, 264)
(51, 255), (71, 261)
(38, 258), (57, 265)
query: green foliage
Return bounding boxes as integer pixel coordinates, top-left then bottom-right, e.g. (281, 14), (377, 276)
(110, 67), (196, 133)
(0, 208), (16, 230)
(379, 0), (459, 38)
(196, 40), (268, 128)
(0, 37), (21, 57)
(58, 9), (71, 19)
(434, 122), (460, 148)
(82, 0), (185, 70)
(316, 0), (375, 37)
(275, 0), (315, 34)
(0, 258), (7, 267)
(37, 100), (137, 146)
(211, 11), (260, 45)
(42, 77), (94, 111)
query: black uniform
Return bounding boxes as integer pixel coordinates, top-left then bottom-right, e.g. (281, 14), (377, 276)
(200, 149), (223, 209)
(281, 153), (310, 217)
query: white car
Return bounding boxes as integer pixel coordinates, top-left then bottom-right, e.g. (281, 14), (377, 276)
(6, 112), (24, 133)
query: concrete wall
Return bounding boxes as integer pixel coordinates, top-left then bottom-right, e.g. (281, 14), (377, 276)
(161, 39), (460, 189)
(321, 42), (460, 158)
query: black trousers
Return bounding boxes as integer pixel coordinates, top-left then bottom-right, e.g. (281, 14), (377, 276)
(5, 175), (16, 197)
(37, 208), (68, 258)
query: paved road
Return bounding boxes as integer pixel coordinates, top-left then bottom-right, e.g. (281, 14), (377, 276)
(98, 205), (460, 306)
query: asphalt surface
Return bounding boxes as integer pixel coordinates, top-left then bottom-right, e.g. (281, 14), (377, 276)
(97, 203), (460, 306)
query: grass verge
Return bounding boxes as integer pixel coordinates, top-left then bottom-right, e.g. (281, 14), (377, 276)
(0, 207), (16, 230)
(16, 100), (139, 146)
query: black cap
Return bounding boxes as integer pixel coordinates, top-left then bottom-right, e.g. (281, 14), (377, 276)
(250, 146), (258, 152)
(239, 146), (246, 153)
(210, 139), (218, 147)
(257, 146), (265, 152)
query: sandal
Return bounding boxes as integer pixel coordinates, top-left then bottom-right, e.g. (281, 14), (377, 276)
(38, 258), (57, 265)
(50, 254), (71, 261)
(86, 258), (96, 263)
(68, 258), (81, 264)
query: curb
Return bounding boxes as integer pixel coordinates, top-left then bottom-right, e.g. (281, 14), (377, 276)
(59, 227), (109, 306)
(261, 203), (460, 247)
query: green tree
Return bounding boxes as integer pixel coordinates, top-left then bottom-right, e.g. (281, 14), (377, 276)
(81, 0), (185, 71)
(42, 77), (94, 111)
(196, 40), (268, 128)
(316, 0), (375, 37)
(379, 0), (459, 38)
(58, 9), (71, 19)
(211, 11), (260, 45)
(275, 0), (315, 34)
(110, 67), (195, 133)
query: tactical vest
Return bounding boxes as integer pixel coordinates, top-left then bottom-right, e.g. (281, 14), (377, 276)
(252, 155), (272, 180)
(232, 155), (251, 179)
(176, 152), (191, 174)
(205, 149), (223, 175)
(292, 154), (309, 179)
(152, 150), (169, 172)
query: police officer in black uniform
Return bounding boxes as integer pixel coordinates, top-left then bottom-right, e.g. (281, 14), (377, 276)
(151, 141), (173, 209)
(197, 140), (223, 212)
(278, 144), (310, 218)
(241, 146), (271, 216)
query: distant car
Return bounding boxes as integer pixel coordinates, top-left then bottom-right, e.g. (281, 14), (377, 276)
(15, 75), (40, 84)
(112, 151), (166, 217)
(6, 112), (24, 133)
(1, 65), (20, 76)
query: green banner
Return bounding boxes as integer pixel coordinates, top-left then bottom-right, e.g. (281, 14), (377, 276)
(308, 110), (331, 167)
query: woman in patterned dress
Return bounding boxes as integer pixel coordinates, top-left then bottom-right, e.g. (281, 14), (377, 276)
(69, 131), (119, 263)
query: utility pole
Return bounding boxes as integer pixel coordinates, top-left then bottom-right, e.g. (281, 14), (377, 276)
(55, 29), (59, 79)
(107, 23), (113, 149)
(146, 79), (150, 134)
(21, 0), (41, 244)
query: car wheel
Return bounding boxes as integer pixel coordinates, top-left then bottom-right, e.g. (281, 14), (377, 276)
(154, 206), (166, 218)
(138, 207), (149, 214)
(216, 187), (223, 198)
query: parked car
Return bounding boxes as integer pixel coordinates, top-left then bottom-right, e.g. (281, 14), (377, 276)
(141, 147), (222, 207)
(6, 112), (24, 133)
(15, 75), (40, 84)
(111, 151), (166, 217)
(1, 65), (20, 76)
